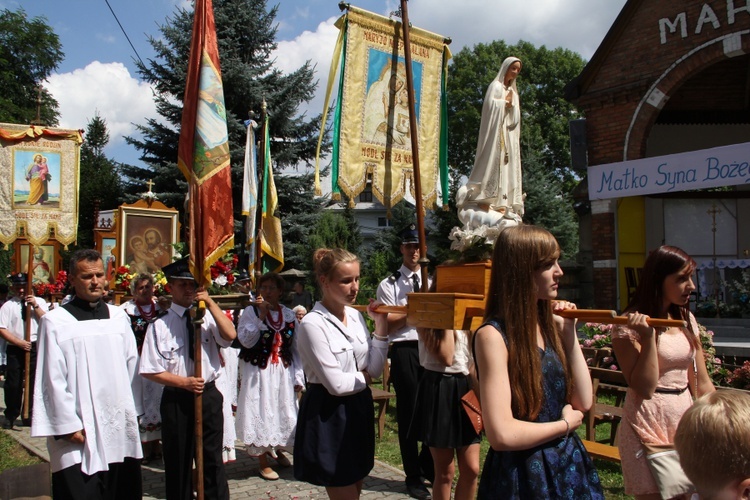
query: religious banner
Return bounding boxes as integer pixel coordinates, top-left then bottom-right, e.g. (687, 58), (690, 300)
(0, 124), (82, 247)
(177, 0), (234, 287)
(315, 6), (451, 211)
(588, 141), (750, 200)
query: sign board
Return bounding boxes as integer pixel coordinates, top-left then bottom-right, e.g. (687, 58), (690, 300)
(588, 142), (750, 200)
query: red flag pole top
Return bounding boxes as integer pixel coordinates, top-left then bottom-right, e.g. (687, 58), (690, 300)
(178, 0), (234, 289)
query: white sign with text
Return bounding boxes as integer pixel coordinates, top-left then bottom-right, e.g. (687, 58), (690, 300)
(588, 142), (750, 200)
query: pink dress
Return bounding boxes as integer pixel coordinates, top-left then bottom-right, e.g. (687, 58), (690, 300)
(613, 316), (698, 496)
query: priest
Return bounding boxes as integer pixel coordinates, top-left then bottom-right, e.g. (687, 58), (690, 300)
(31, 249), (143, 498)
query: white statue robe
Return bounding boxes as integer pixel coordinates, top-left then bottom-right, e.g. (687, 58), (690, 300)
(465, 58), (523, 215)
(31, 305), (143, 474)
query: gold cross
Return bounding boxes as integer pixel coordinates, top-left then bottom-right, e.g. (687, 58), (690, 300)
(145, 179), (155, 192)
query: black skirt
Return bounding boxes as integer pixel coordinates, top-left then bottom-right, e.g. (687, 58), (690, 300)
(294, 384), (375, 487)
(410, 370), (481, 449)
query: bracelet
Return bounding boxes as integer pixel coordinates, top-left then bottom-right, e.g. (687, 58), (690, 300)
(561, 416), (570, 437)
(372, 334), (388, 342)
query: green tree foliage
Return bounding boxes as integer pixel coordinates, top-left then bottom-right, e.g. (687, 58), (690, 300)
(274, 171), (328, 273)
(121, 0), (328, 231)
(435, 40), (585, 258)
(306, 211), (363, 268)
(0, 9), (62, 125)
(521, 154), (579, 257)
(78, 114), (123, 248)
(448, 40), (586, 184)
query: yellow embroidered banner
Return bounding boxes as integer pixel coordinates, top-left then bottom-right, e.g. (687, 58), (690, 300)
(0, 123), (82, 247)
(333, 7), (450, 210)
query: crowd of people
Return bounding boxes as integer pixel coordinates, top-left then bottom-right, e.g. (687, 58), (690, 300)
(0, 226), (748, 500)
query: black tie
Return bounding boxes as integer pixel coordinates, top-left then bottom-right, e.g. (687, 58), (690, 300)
(412, 274), (420, 293)
(185, 311), (195, 361)
(21, 301), (27, 322)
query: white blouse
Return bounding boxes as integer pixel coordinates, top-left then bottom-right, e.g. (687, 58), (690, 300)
(296, 303), (388, 396)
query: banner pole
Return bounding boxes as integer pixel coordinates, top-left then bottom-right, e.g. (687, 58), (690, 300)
(399, 0), (429, 290)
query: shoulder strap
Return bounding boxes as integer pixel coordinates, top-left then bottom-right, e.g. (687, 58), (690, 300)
(472, 318), (507, 381)
(311, 310), (358, 370)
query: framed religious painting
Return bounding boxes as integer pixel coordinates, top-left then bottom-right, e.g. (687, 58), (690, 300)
(14, 241), (62, 285)
(94, 231), (118, 283)
(118, 201), (179, 274)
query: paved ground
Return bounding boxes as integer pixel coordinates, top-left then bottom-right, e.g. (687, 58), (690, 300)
(0, 381), (413, 499)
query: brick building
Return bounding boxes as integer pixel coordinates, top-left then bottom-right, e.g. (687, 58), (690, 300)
(566, 0), (750, 310)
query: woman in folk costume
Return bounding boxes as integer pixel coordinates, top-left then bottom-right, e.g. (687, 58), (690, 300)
(612, 246), (715, 499)
(120, 272), (164, 463)
(462, 56), (523, 220)
(235, 272), (304, 480)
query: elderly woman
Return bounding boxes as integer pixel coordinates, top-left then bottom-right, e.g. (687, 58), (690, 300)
(121, 273), (164, 462)
(235, 272), (304, 480)
(292, 305), (307, 322)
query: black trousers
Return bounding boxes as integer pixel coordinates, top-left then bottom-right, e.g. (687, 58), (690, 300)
(390, 341), (434, 482)
(4, 343), (36, 422)
(161, 382), (229, 500)
(51, 457), (142, 500)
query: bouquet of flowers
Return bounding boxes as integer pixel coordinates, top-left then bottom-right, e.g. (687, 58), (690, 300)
(115, 265), (168, 296)
(32, 270), (68, 297)
(207, 253), (239, 295)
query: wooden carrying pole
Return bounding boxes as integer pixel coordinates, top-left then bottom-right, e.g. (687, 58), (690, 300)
(399, 0), (429, 292)
(21, 244), (34, 420)
(193, 300), (207, 500)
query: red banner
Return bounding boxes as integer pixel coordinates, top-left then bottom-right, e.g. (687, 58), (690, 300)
(177, 0), (234, 286)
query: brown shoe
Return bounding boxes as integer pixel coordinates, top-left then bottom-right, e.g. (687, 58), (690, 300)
(274, 452), (291, 468)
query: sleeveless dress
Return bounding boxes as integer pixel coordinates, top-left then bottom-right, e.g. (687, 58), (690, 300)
(477, 320), (604, 499)
(612, 318), (698, 496)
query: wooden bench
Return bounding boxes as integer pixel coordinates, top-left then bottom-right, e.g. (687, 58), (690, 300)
(586, 366), (628, 445)
(582, 439), (621, 463)
(371, 387), (395, 438)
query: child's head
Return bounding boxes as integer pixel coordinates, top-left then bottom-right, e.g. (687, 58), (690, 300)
(675, 390), (750, 500)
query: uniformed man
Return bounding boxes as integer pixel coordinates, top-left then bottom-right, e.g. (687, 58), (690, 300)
(0, 272), (48, 428)
(140, 257), (237, 500)
(376, 224), (434, 500)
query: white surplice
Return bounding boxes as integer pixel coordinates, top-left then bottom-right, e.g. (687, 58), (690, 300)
(31, 305), (143, 474)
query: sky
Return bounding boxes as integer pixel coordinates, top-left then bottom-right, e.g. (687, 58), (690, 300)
(9, 0), (627, 172)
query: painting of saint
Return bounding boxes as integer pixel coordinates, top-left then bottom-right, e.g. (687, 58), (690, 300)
(361, 50), (423, 150)
(20, 245), (55, 284)
(13, 151), (62, 208)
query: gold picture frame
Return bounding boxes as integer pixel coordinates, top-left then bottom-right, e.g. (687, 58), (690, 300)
(118, 200), (179, 274)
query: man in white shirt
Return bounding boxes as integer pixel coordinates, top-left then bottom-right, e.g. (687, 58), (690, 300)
(376, 224), (434, 500)
(140, 257), (237, 500)
(0, 272), (47, 429)
(32, 249), (143, 498)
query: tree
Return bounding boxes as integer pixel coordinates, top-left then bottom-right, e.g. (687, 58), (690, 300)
(448, 40), (586, 185)
(0, 9), (62, 125)
(121, 0), (329, 240)
(436, 40), (585, 258)
(275, 171), (328, 272)
(77, 114), (123, 248)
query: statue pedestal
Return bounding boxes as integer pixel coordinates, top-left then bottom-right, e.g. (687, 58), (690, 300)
(407, 261), (492, 331)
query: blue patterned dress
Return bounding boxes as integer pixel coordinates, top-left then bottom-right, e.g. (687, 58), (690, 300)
(477, 320), (604, 499)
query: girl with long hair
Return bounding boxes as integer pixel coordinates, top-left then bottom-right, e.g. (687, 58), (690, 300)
(612, 246), (715, 499)
(474, 225), (603, 498)
(294, 248), (389, 499)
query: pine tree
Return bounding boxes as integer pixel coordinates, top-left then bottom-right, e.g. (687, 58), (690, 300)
(78, 114), (123, 248)
(0, 9), (62, 126)
(121, 0), (328, 230)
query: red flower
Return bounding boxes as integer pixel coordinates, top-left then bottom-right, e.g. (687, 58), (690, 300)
(117, 266), (129, 274)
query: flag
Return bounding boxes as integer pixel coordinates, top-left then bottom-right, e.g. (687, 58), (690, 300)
(177, 0), (234, 287)
(258, 116), (283, 273)
(242, 120), (258, 263)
